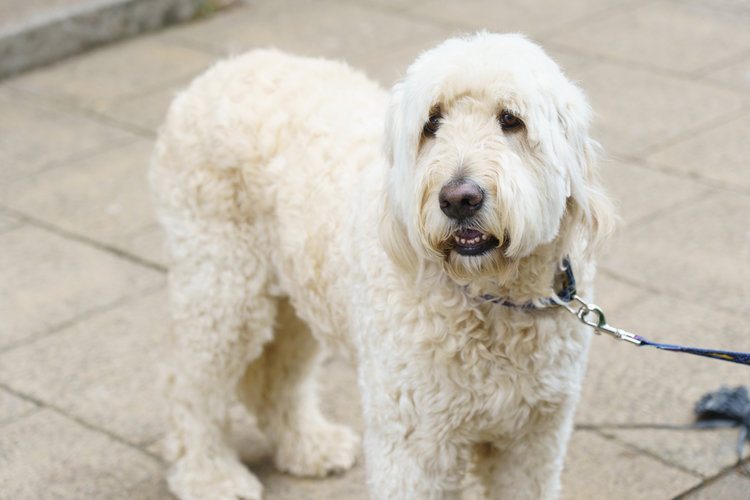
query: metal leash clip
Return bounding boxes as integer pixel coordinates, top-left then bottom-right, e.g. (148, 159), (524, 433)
(561, 295), (643, 345)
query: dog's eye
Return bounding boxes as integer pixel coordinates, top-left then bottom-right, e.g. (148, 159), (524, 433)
(499, 111), (523, 131)
(423, 111), (442, 137)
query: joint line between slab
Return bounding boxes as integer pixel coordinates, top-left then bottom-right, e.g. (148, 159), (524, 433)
(0, 382), (165, 463)
(624, 188), (718, 229)
(534, 0), (660, 39)
(637, 109), (750, 159)
(0, 205), (166, 273)
(0, 282), (164, 355)
(596, 263), (743, 318)
(4, 85), (156, 139)
(670, 460), (750, 499)
(590, 428), (704, 479)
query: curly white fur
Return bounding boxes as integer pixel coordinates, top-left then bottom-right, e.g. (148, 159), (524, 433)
(149, 32), (614, 500)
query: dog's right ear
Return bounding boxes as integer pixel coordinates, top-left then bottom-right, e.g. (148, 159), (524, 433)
(385, 82), (413, 169)
(380, 81), (421, 275)
(379, 192), (419, 275)
(381, 76), (437, 275)
(384, 80), (433, 172)
(383, 82), (401, 167)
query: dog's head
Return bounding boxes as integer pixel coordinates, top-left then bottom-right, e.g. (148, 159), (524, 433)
(381, 33), (614, 282)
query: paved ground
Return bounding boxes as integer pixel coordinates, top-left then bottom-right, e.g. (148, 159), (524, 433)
(0, 0), (211, 78)
(1, 0), (749, 498)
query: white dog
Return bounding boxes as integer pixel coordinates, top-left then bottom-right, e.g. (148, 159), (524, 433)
(150, 32), (614, 500)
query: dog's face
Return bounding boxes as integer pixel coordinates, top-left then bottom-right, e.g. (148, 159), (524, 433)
(381, 33), (613, 281)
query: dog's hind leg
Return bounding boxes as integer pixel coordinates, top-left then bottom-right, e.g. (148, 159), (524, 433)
(162, 216), (276, 500)
(237, 298), (360, 477)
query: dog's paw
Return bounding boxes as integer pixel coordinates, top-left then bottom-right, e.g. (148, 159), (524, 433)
(273, 421), (360, 477)
(168, 454), (263, 500)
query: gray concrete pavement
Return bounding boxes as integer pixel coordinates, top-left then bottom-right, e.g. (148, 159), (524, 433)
(1, 0), (749, 498)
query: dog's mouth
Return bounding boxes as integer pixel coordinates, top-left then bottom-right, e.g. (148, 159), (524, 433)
(451, 229), (501, 256)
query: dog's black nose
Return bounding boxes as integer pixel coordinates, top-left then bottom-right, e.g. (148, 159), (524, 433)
(439, 179), (483, 219)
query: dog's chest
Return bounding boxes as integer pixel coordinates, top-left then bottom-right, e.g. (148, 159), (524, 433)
(427, 312), (587, 438)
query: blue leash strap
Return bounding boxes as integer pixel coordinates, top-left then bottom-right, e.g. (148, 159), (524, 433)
(551, 263), (750, 367)
(633, 337), (750, 367)
(560, 294), (750, 367)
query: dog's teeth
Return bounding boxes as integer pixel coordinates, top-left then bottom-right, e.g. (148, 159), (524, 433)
(454, 236), (461, 243)
(460, 238), (467, 244)
(481, 234), (488, 241)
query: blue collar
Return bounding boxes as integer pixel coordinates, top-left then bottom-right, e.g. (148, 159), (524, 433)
(474, 257), (576, 310)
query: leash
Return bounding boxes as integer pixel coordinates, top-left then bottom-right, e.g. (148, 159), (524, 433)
(478, 258), (750, 367)
(560, 294), (750, 366)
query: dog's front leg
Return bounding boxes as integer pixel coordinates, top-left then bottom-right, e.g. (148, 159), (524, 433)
(363, 426), (466, 500)
(474, 407), (576, 500)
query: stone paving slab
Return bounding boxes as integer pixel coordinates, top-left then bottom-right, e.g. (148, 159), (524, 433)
(164, 0), (448, 63)
(0, 210), (22, 233)
(122, 223), (168, 267)
(598, 158), (713, 226)
(601, 193), (750, 316)
(0, 138), (159, 257)
(357, 26), (463, 86)
(0, 388), (37, 427)
(125, 476), (175, 500)
(593, 273), (646, 310)
(647, 112), (750, 192)
(399, 0), (643, 38)
(0, 225), (163, 349)
(546, 1), (750, 75)
(0, 409), (162, 500)
(683, 471), (750, 499)
(0, 88), (136, 182)
(0, 289), (168, 446)
(601, 427), (749, 478)
(98, 84), (186, 134)
(703, 54), (750, 92)
(569, 59), (746, 158)
(6, 34), (215, 111)
(561, 430), (702, 500)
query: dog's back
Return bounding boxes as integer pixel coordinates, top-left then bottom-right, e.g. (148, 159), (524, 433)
(150, 49), (388, 299)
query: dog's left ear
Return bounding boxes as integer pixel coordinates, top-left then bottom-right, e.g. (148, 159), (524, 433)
(556, 85), (616, 254)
